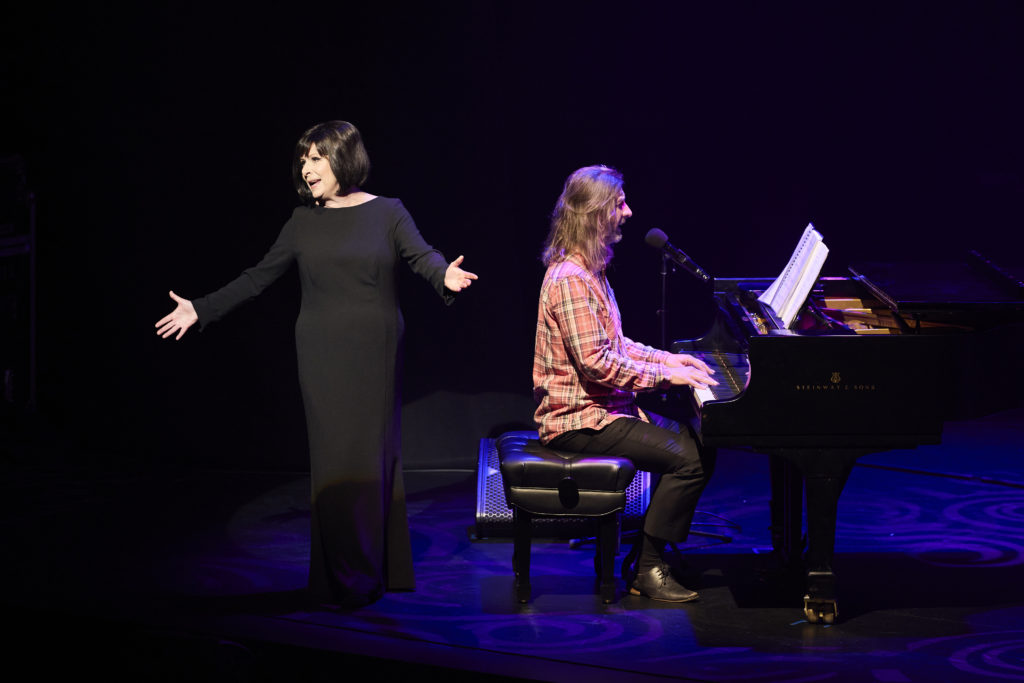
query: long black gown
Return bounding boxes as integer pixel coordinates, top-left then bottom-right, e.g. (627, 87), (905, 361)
(192, 197), (453, 605)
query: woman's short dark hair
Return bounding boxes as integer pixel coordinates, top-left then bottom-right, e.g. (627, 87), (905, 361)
(292, 121), (371, 204)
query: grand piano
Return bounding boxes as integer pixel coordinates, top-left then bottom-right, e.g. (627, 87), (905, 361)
(670, 250), (1024, 623)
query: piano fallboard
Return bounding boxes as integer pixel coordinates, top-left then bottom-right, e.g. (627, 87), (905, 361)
(679, 331), (946, 449)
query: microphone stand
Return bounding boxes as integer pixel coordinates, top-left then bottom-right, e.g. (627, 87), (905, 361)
(659, 253), (668, 351)
(655, 252), (734, 548)
(602, 249), (733, 567)
(658, 253), (669, 404)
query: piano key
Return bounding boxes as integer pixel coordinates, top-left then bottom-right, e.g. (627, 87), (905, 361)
(690, 350), (749, 405)
(693, 386), (717, 405)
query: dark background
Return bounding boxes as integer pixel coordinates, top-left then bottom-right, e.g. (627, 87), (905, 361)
(3, 2), (1022, 471)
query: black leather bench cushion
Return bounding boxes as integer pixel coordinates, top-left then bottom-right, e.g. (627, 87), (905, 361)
(496, 431), (636, 516)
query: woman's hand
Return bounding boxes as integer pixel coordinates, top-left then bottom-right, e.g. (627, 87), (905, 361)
(155, 291), (198, 340)
(444, 255), (479, 292)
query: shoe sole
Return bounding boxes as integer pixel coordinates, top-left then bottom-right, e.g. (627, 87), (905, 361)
(629, 587), (699, 603)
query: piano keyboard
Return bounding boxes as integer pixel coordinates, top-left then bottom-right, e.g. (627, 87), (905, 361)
(691, 350), (750, 406)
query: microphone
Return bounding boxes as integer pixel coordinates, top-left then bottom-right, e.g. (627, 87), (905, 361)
(644, 228), (711, 282)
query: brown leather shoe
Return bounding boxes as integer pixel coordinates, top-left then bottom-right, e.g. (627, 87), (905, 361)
(629, 563), (699, 603)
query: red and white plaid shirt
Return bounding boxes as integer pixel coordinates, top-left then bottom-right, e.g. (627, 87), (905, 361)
(533, 256), (671, 443)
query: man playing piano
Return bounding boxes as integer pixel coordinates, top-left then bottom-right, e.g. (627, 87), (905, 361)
(533, 165), (720, 602)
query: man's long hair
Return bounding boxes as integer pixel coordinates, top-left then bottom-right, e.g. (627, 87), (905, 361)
(541, 165), (624, 273)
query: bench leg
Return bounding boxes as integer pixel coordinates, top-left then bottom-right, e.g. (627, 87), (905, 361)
(512, 507), (532, 603)
(596, 514), (618, 603)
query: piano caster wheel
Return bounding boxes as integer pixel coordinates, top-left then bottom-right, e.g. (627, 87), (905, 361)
(803, 596), (837, 624)
(803, 569), (837, 624)
(515, 580), (531, 604)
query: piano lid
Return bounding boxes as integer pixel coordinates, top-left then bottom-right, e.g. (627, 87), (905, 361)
(848, 251), (1024, 313)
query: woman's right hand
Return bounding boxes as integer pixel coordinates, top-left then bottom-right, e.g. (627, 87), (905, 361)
(665, 364), (719, 390)
(155, 291), (198, 340)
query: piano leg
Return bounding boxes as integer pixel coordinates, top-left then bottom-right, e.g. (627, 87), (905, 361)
(769, 449), (863, 624)
(769, 456), (804, 572)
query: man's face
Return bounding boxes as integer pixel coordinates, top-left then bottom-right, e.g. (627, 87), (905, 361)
(607, 193), (632, 244)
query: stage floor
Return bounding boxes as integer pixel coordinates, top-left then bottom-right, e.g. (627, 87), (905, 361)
(2, 406), (1023, 682)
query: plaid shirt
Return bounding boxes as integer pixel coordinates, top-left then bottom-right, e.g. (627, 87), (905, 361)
(533, 256), (671, 443)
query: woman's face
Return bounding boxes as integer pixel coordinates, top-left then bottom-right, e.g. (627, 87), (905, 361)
(299, 143), (341, 203)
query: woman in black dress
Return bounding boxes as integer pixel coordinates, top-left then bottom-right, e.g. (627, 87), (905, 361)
(156, 121), (477, 607)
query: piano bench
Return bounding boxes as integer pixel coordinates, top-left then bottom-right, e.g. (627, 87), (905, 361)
(496, 430), (637, 604)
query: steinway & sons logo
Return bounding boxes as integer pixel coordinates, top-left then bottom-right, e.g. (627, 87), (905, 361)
(794, 371), (876, 392)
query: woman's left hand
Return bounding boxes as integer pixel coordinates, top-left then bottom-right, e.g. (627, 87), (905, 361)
(444, 255), (479, 292)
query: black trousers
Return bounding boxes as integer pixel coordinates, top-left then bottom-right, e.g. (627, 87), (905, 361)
(548, 412), (716, 544)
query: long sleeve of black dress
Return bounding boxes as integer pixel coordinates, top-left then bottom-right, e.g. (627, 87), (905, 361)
(192, 221), (297, 328)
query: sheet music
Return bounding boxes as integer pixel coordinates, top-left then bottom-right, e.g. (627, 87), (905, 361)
(758, 224), (829, 329)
